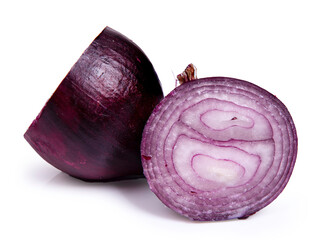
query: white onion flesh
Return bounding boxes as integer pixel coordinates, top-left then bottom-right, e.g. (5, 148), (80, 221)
(141, 77), (297, 221)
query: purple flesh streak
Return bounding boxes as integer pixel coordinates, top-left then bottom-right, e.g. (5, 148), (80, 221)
(24, 27), (163, 181)
(141, 66), (297, 221)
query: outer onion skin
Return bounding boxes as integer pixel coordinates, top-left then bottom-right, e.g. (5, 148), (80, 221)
(24, 27), (163, 181)
(141, 77), (297, 221)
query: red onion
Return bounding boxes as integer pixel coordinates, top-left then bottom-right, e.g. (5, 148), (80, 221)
(24, 27), (163, 181)
(141, 65), (297, 221)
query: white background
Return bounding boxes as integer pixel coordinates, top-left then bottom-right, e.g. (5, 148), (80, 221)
(1, 0), (326, 239)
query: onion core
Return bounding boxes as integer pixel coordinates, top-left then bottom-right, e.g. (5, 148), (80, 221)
(141, 70), (297, 221)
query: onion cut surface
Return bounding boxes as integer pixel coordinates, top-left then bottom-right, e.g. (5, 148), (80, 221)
(141, 77), (297, 221)
(24, 27), (163, 181)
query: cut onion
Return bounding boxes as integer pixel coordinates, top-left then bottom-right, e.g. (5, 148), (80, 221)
(141, 65), (297, 221)
(24, 27), (163, 181)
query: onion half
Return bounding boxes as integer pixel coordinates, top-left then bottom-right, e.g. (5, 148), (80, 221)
(24, 27), (163, 181)
(141, 69), (297, 220)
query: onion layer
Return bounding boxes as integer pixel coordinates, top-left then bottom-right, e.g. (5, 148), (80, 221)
(141, 76), (297, 221)
(24, 27), (163, 181)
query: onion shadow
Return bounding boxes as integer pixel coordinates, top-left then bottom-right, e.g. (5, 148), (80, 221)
(46, 171), (187, 222)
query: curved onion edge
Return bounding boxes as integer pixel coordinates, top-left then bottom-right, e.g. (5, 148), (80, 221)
(141, 77), (297, 221)
(24, 26), (163, 181)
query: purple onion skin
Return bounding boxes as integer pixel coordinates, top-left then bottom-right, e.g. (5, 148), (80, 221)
(24, 27), (163, 181)
(141, 77), (297, 221)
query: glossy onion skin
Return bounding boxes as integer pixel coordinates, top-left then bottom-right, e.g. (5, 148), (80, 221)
(141, 77), (297, 221)
(24, 27), (163, 181)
